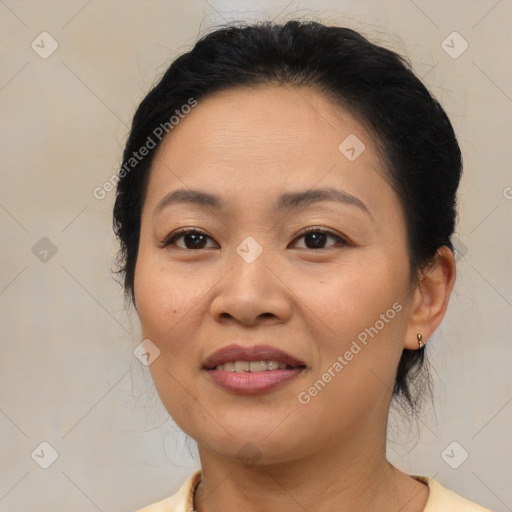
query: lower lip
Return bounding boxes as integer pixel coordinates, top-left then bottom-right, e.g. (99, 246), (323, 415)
(205, 368), (304, 394)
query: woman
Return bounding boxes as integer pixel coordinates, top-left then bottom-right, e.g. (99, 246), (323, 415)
(113, 19), (493, 512)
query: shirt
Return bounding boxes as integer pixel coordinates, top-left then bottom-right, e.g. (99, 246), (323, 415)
(136, 469), (493, 512)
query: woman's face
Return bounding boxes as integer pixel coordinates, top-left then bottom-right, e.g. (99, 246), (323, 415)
(134, 85), (418, 463)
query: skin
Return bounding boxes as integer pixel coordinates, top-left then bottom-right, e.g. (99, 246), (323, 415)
(133, 85), (456, 512)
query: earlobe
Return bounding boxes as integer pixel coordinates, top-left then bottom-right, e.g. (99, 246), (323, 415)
(403, 246), (457, 350)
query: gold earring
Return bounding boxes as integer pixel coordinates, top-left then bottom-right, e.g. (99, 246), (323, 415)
(417, 333), (425, 349)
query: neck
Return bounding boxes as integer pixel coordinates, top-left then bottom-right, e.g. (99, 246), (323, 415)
(193, 420), (428, 512)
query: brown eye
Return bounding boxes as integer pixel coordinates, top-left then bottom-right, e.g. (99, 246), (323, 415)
(292, 227), (348, 250)
(163, 229), (217, 250)
(161, 227), (349, 251)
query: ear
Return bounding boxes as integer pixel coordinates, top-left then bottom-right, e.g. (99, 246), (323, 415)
(403, 246), (456, 350)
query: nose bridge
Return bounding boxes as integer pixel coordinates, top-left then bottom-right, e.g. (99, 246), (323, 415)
(210, 234), (291, 325)
(235, 235), (266, 266)
(228, 233), (273, 298)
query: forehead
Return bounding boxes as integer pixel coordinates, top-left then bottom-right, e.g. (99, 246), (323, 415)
(155, 85), (380, 161)
(144, 85), (391, 216)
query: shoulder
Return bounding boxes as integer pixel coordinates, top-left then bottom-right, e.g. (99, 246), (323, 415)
(135, 470), (202, 512)
(412, 475), (494, 512)
(135, 471), (494, 512)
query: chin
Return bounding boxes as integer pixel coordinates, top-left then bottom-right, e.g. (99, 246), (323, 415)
(192, 423), (306, 465)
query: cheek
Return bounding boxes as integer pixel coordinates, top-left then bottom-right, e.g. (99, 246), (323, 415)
(289, 252), (408, 337)
(134, 252), (200, 341)
(134, 257), (206, 428)
(134, 257), (200, 374)
(289, 255), (409, 396)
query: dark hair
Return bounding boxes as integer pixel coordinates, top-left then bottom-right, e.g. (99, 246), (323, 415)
(113, 19), (462, 415)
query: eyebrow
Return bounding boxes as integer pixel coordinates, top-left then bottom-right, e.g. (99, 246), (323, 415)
(153, 187), (371, 219)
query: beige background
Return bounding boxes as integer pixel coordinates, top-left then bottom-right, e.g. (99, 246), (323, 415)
(1, 0), (511, 511)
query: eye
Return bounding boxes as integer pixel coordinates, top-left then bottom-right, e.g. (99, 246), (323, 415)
(291, 227), (349, 250)
(162, 228), (217, 250)
(161, 226), (350, 251)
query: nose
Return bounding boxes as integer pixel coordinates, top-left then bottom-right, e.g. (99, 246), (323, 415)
(209, 245), (292, 327)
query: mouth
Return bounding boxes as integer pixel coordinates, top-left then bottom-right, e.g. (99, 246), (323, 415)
(202, 344), (307, 394)
(208, 361), (305, 372)
(202, 343), (307, 371)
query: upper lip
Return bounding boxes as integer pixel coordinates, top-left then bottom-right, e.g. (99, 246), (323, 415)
(203, 344), (307, 369)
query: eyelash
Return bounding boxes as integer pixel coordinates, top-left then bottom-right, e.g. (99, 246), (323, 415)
(160, 226), (350, 250)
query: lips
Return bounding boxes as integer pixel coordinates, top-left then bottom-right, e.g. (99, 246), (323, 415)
(202, 343), (307, 370)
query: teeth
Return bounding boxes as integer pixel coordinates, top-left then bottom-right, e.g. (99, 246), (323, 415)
(249, 361), (265, 372)
(214, 360), (290, 372)
(234, 361), (249, 372)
